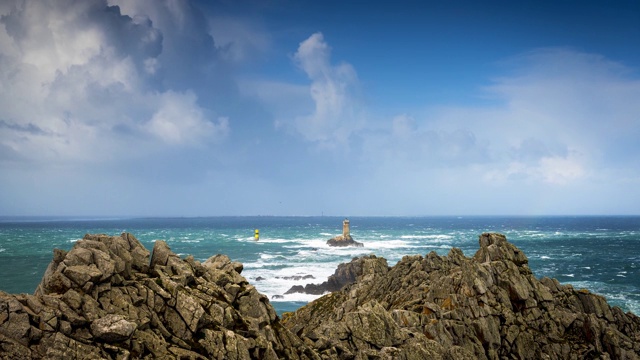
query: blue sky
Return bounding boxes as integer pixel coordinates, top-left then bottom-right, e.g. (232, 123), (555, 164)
(1, 0), (639, 216)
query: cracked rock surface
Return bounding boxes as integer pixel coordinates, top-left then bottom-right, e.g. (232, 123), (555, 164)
(1, 232), (639, 359)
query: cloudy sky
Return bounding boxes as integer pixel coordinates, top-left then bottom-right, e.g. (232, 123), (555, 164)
(1, 0), (639, 216)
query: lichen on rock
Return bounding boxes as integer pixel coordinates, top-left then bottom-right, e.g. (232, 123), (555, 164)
(0, 231), (639, 359)
(0, 233), (318, 359)
(282, 232), (640, 359)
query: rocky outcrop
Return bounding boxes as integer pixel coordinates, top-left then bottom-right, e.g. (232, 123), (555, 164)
(1, 231), (639, 359)
(282, 233), (640, 359)
(0, 233), (319, 360)
(326, 235), (363, 247)
(285, 255), (384, 296)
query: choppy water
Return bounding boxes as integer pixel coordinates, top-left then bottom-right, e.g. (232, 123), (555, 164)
(0, 216), (638, 315)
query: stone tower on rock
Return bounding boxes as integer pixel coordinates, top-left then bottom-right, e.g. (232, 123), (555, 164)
(327, 218), (363, 247)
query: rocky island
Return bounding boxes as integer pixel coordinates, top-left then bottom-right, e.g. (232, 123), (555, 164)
(0, 232), (638, 359)
(326, 218), (363, 247)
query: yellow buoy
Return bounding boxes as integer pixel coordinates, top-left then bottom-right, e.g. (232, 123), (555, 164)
(254, 229), (259, 241)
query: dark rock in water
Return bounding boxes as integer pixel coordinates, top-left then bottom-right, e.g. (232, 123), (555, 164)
(1, 231), (639, 359)
(326, 234), (363, 247)
(327, 218), (363, 247)
(255, 276), (266, 281)
(285, 255), (384, 295)
(272, 295), (284, 300)
(282, 233), (640, 359)
(277, 275), (315, 281)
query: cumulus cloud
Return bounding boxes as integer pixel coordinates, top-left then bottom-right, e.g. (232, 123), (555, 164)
(0, 0), (230, 165)
(483, 152), (587, 185)
(290, 32), (364, 147)
(475, 49), (640, 184)
(146, 91), (229, 145)
(379, 48), (640, 188)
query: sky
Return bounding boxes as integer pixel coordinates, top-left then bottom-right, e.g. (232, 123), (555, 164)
(1, 0), (639, 217)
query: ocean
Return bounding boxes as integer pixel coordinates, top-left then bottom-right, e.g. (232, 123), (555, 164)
(0, 216), (638, 315)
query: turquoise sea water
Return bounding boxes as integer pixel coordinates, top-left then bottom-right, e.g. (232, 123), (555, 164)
(0, 216), (638, 315)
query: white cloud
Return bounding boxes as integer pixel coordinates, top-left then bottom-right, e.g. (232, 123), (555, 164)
(289, 32), (364, 147)
(483, 152), (586, 185)
(0, 0), (231, 165)
(146, 91), (229, 145)
(385, 48), (640, 187)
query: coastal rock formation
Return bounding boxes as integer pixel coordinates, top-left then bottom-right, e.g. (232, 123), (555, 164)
(326, 234), (363, 247)
(283, 233), (640, 359)
(326, 218), (363, 247)
(0, 231), (639, 359)
(285, 256), (382, 296)
(0, 233), (318, 359)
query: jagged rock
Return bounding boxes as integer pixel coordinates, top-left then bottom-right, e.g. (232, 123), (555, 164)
(326, 234), (363, 247)
(1, 231), (639, 359)
(0, 233), (319, 360)
(285, 255), (385, 295)
(283, 232), (640, 359)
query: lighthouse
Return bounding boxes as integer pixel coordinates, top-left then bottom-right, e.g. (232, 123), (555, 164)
(327, 218), (362, 247)
(342, 218), (350, 237)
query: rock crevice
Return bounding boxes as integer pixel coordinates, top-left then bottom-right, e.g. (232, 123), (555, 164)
(0, 233), (318, 359)
(282, 233), (640, 359)
(0, 232), (639, 359)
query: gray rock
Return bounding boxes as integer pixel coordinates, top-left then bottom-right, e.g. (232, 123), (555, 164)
(283, 232), (640, 359)
(90, 314), (136, 342)
(285, 255), (386, 295)
(1, 231), (639, 359)
(326, 234), (364, 247)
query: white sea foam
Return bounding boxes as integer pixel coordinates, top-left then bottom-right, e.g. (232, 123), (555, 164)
(254, 238), (295, 244)
(400, 234), (453, 242)
(245, 260), (341, 301)
(271, 292), (326, 303)
(540, 256), (551, 259)
(364, 240), (413, 249)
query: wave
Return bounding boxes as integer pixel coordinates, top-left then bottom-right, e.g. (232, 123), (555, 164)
(270, 292), (326, 303)
(245, 261), (340, 300)
(400, 235), (452, 241)
(253, 238), (296, 244)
